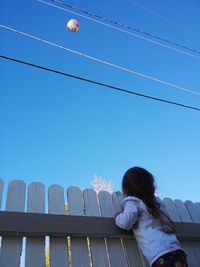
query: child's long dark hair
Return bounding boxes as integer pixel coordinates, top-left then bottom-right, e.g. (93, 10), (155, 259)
(122, 166), (175, 233)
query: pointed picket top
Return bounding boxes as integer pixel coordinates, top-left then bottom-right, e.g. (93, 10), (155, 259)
(83, 188), (100, 217)
(112, 191), (124, 213)
(163, 197), (181, 222)
(27, 182), (45, 213)
(67, 186), (84, 216)
(174, 199), (192, 222)
(48, 184), (65, 215)
(98, 190), (115, 217)
(185, 200), (200, 223)
(6, 180), (26, 212)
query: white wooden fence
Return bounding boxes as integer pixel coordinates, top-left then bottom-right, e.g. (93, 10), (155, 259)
(0, 179), (200, 267)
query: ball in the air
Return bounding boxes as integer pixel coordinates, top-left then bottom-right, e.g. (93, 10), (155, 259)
(67, 19), (80, 32)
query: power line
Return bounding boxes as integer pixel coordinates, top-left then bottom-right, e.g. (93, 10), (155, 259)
(129, 0), (200, 41)
(1, 54), (200, 112)
(1, 24), (200, 97)
(38, 0), (200, 61)
(38, 0), (200, 58)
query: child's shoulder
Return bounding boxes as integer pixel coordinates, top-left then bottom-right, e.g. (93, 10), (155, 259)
(122, 196), (141, 202)
(122, 196), (145, 209)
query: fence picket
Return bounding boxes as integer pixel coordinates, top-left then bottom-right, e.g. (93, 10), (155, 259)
(185, 200), (200, 223)
(196, 202), (200, 214)
(112, 191), (144, 267)
(83, 188), (110, 267)
(184, 201), (200, 264)
(25, 182), (45, 267)
(163, 197), (180, 221)
(67, 186), (90, 267)
(0, 179), (3, 210)
(0, 180), (25, 267)
(174, 199), (191, 222)
(164, 198), (199, 266)
(98, 191), (128, 267)
(48, 185), (69, 267)
(0, 178), (199, 267)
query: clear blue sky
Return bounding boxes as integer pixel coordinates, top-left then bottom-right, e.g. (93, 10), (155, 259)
(0, 0), (200, 203)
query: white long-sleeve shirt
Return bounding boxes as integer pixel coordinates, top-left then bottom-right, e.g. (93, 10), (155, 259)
(115, 196), (182, 266)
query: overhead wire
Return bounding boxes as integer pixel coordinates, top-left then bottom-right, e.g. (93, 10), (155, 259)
(1, 24), (200, 97)
(37, 0), (200, 59)
(129, 0), (200, 41)
(1, 54), (200, 112)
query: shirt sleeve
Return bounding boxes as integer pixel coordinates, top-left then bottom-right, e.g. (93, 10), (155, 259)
(115, 199), (138, 230)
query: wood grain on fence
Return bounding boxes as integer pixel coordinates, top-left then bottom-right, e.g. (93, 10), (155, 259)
(25, 182), (45, 267)
(112, 191), (144, 267)
(99, 191), (128, 267)
(0, 180), (25, 267)
(48, 185), (68, 267)
(164, 197), (200, 266)
(67, 186), (90, 267)
(83, 188), (110, 267)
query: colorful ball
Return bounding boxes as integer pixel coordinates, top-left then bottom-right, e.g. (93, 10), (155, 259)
(67, 19), (80, 32)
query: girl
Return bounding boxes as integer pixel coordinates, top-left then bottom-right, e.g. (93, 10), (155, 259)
(115, 166), (188, 267)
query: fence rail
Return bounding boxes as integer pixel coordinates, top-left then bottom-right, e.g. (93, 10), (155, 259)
(0, 211), (200, 240)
